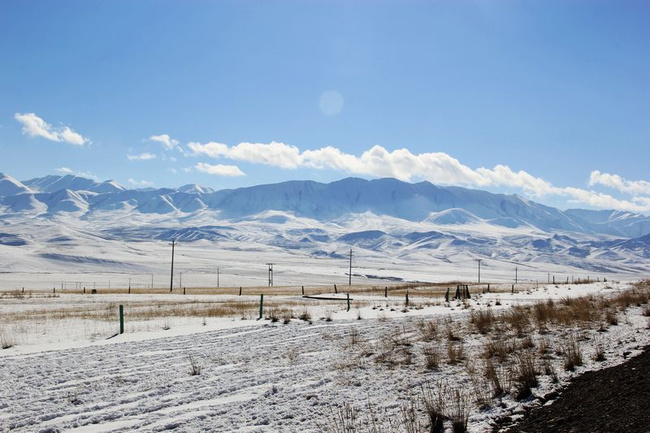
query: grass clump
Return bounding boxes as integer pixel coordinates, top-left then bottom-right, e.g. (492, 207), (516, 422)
(562, 335), (583, 371)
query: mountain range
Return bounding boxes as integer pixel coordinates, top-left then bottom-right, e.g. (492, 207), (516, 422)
(0, 172), (649, 278)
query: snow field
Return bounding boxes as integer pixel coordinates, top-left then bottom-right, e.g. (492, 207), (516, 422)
(0, 280), (648, 432)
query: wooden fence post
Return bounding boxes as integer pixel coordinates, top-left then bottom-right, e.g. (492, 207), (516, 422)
(119, 305), (124, 334)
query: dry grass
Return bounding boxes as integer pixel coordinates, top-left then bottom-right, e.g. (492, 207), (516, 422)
(469, 308), (495, 335)
(447, 341), (464, 365)
(562, 335), (584, 371)
(513, 351), (538, 400)
(423, 345), (441, 370)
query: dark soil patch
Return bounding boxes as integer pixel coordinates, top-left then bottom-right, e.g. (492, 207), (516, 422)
(494, 345), (650, 433)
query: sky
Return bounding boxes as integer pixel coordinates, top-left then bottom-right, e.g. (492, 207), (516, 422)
(1, 0), (649, 213)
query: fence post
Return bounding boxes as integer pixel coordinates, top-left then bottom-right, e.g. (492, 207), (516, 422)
(347, 293), (350, 312)
(259, 294), (264, 320)
(445, 288), (450, 302)
(119, 305), (124, 334)
(405, 290), (409, 307)
(334, 284), (338, 294)
(384, 286), (388, 298)
(302, 286), (305, 296)
(239, 286), (242, 296)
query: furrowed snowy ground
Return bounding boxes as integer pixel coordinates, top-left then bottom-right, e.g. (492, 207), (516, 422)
(1, 281), (649, 432)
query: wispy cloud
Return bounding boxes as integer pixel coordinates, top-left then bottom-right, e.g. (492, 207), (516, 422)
(15, 113), (89, 145)
(127, 152), (157, 161)
(187, 140), (650, 212)
(589, 170), (650, 196)
(128, 178), (155, 188)
(55, 167), (100, 180)
(195, 162), (245, 177)
(56, 167), (74, 174)
(148, 134), (180, 151)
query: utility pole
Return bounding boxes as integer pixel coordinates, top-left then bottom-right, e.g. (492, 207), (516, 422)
(170, 238), (176, 292)
(217, 266), (220, 288)
(267, 263), (274, 287)
(349, 248), (353, 286)
(477, 259), (482, 283)
(515, 266), (518, 284)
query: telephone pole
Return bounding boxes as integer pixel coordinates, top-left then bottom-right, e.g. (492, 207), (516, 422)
(217, 266), (220, 288)
(169, 238), (176, 292)
(477, 259), (482, 283)
(348, 248), (353, 286)
(267, 263), (275, 287)
(515, 266), (518, 284)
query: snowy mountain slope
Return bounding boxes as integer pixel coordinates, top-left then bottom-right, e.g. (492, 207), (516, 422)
(6, 173), (649, 238)
(0, 172), (648, 279)
(565, 208), (650, 238)
(0, 173), (32, 197)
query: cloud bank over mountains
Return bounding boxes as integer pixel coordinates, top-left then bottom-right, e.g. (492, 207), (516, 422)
(185, 140), (650, 213)
(10, 113), (649, 213)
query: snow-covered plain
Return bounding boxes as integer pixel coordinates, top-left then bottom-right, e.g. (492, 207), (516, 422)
(1, 281), (649, 432)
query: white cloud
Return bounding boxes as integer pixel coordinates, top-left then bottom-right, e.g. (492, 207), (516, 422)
(127, 152), (157, 161)
(128, 178), (155, 188)
(589, 170), (650, 196)
(187, 140), (650, 212)
(15, 113), (89, 145)
(149, 134), (179, 151)
(195, 162), (245, 177)
(54, 167), (100, 181)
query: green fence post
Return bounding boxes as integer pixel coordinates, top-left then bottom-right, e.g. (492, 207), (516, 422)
(259, 294), (264, 320)
(347, 293), (350, 312)
(119, 304), (124, 334)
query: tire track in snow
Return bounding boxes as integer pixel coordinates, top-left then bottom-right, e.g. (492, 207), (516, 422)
(1, 319), (393, 432)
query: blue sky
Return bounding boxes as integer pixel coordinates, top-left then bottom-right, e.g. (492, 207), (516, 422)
(1, 0), (649, 212)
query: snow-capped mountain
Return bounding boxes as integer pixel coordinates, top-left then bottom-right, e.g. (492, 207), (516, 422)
(0, 172), (649, 278)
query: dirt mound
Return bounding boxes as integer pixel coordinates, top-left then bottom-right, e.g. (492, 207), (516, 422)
(494, 345), (650, 432)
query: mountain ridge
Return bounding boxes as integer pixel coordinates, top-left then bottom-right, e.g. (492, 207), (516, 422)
(1, 172), (649, 239)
